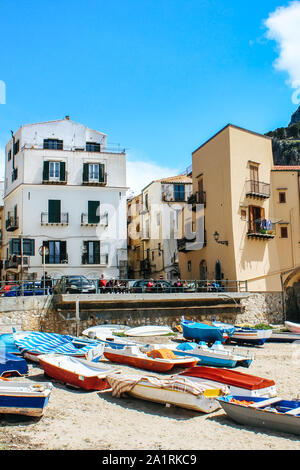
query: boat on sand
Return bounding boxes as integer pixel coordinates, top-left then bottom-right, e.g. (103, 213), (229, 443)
(230, 327), (273, 346)
(284, 321), (300, 334)
(176, 366), (277, 398)
(38, 354), (121, 391)
(124, 325), (174, 337)
(218, 395), (300, 435)
(103, 344), (198, 372)
(106, 372), (229, 413)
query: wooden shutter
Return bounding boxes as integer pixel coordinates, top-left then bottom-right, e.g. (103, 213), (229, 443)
(60, 241), (67, 263)
(99, 164), (105, 183)
(94, 241), (100, 264)
(23, 238), (35, 256)
(43, 161), (49, 181)
(88, 201), (100, 224)
(48, 200), (61, 223)
(60, 162), (66, 182)
(43, 241), (49, 263)
(83, 163), (89, 183)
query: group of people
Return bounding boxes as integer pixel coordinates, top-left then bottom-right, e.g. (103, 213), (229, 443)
(98, 274), (127, 293)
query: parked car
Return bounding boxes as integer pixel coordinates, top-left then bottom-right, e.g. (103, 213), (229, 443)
(130, 280), (174, 293)
(58, 275), (97, 294)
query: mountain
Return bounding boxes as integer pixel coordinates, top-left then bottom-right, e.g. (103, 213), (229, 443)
(265, 105), (300, 165)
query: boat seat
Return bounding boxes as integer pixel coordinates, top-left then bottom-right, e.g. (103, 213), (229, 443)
(211, 341), (224, 351)
(198, 341), (209, 350)
(249, 397), (280, 408)
(285, 406), (300, 415)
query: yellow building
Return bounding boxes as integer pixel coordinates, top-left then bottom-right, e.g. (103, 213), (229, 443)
(178, 124), (300, 296)
(127, 174), (192, 280)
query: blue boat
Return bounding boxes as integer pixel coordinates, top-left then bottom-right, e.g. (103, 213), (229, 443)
(218, 395), (300, 435)
(212, 320), (235, 338)
(0, 332), (27, 355)
(173, 341), (253, 368)
(0, 351), (28, 377)
(231, 327), (273, 346)
(0, 379), (53, 417)
(181, 318), (225, 343)
(13, 331), (101, 362)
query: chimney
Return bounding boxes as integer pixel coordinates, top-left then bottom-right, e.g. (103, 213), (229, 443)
(65, 115), (70, 120)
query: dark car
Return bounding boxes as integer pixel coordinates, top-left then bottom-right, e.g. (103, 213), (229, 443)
(58, 275), (97, 294)
(130, 280), (174, 293)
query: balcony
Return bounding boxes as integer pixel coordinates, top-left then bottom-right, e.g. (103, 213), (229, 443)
(177, 232), (207, 252)
(246, 180), (270, 199)
(81, 213), (108, 226)
(41, 212), (69, 226)
(247, 220), (276, 240)
(82, 173), (107, 187)
(5, 255), (29, 269)
(188, 191), (206, 208)
(81, 254), (109, 265)
(6, 216), (19, 232)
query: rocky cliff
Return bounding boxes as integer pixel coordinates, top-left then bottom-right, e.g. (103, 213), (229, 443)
(265, 105), (300, 165)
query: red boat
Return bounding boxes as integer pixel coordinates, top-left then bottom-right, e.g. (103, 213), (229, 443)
(175, 366), (277, 398)
(38, 354), (121, 391)
(103, 345), (198, 372)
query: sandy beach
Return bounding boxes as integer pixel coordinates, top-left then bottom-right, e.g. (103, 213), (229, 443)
(1, 336), (300, 451)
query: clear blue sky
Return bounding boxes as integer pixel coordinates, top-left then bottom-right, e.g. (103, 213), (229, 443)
(0, 0), (297, 181)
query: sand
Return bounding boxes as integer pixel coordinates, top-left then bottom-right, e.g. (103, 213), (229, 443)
(1, 337), (300, 450)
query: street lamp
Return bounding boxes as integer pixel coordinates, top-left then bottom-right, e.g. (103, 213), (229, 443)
(213, 231), (228, 246)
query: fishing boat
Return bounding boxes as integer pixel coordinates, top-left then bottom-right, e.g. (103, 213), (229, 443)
(230, 327), (273, 346)
(103, 344), (198, 372)
(124, 325), (174, 337)
(0, 350), (28, 377)
(181, 318), (226, 343)
(13, 331), (101, 362)
(0, 331), (32, 355)
(176, 366), (277, 398)
(0, 378), (53, 417)
(106, 372), (229, 413)
(217, 395), (300, 436)
(284, 321), (300, 334)
(212, 320), (236, 338)
(38, 354), (121, 391)
(172, 341), (253, 368)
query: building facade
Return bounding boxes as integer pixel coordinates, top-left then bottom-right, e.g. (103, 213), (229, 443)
(127, 174), (192, 280)
(2, 117), (128, 281)
(178, 124), (300, 293)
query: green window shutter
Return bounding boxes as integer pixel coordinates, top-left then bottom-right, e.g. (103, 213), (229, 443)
(88, 201), (100, 224)
(60, 241), (67, 263)
(94, 241), (100, 264)
(9, 238), (21, 255)
(48, 200), (61, 223)
(43, 241), (49, 263)
(99, 163), (105, 182)
(43, 161), (49, 181)
(83, 163), (89, 183)
(60, 162), (66, 182)
(82, 241), (88, 264)
(23, 238), (35, 256)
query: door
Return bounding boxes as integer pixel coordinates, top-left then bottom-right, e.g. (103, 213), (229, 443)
(250, 165), (259, 193)
(48, 200), (61, 223)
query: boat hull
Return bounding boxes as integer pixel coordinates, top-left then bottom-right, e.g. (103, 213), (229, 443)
(39, 355), (117, 391)
(0, 380), (52, 417)
(103, 350), (197, 372)
(0, 351), (28, 377)
(230, 329), (273, 346)
(285, 321), (300, 334)
(218, 396), (300, 435)
(181, 321), (225, 343)
(124, 326), (173, 337)
(173, 349), (251, 368)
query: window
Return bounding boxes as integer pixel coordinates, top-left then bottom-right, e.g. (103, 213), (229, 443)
(144, 193), (149, 211)
(86, 142), (101, 153)
(187, 260), (192, 272)
(279, 192), (286, 203)
(82, 163), (105, 184)
(43, 240), (67, 264)
(48, 200), (61, 223)
(280, 226), (288, 238)
(241, 209), (247, 220)
(14, 140), (20, 155)
(88, 201), (100, 224)
(82, 241), (100, 264)
(43, 139), (63, 150)
(174, 184), (185, 201)
(43, 161), (66, 182)
(249, 164), (259, 192)
(7, 149), (11, 161)
(248, 205), (265, 233)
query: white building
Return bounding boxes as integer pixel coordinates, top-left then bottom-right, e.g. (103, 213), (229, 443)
(3, 116), (128, 281)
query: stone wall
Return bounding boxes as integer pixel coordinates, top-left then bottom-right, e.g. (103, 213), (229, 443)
(0, 291), (284, 336)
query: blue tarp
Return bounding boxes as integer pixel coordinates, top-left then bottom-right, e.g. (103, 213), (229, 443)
(0, 350), (28, 376)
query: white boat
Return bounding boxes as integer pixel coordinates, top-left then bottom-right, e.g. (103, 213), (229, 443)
(82, 324), (130, 340)
(0, 378), (53, 417)
(285, 321), (300, 334)
(230, 327), (273, 346)
(106, 372), (229, 413)
(124, 325), (174, 337)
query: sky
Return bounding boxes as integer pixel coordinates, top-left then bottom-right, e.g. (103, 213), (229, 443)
(0, 0), (300, 194)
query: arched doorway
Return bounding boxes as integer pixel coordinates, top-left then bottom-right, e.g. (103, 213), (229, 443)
(215, 260), (222, 282)
(199, 260), (207, 281)
(283, 268), (300, 322)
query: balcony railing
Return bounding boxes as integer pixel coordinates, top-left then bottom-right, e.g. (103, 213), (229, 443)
(247, 220), (276, 239)
(21, 143), (126, 154)
(246, 180), (270, 199)
(82, 173), (107, 186)
(5, 255), (29, 269)
(188, 191), (206, 207)
(81, 213), (108, 226)
(81, 254), (109, 265)
(41, 212), (69, 225)
(6, 216), (19, 232)
(177, 232), (207, 252)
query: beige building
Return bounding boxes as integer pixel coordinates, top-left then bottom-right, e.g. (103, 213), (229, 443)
(178, 124), (300, 297)
(127, 174), (192, 280)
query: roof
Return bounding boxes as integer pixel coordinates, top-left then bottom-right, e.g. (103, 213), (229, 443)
(272, 165), (300, 171)
(156, 174), (192, 184)
(192, 123), (272, 155)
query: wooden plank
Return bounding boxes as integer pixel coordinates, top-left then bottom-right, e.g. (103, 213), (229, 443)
(249, 397), (280, 408)
(285, 406), (300, 415)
